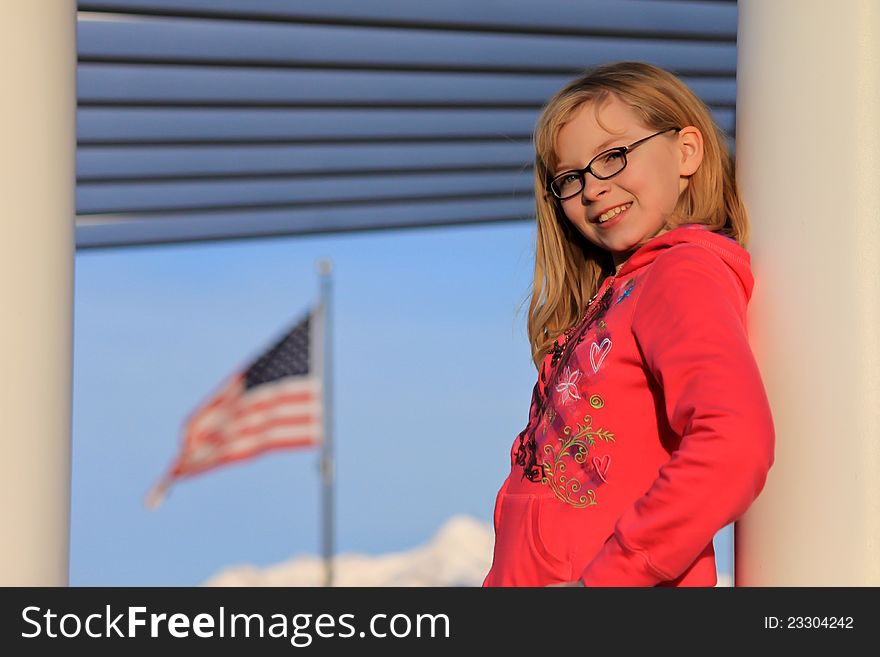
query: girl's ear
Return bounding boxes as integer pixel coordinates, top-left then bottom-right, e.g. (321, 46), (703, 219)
(677, 126), (704, 177)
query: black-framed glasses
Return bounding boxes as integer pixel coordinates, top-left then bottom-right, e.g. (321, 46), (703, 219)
(547, 127), (681, 200)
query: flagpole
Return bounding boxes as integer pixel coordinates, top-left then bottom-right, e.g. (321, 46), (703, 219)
(317, 259), (335, 587)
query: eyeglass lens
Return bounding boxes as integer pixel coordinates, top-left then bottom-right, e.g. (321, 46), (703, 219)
(552, 150), (626, 198)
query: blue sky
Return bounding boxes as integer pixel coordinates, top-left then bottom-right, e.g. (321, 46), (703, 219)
(70, 221), (732, 585)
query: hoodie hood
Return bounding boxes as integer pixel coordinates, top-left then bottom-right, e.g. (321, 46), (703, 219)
(615, 223), (753, 301)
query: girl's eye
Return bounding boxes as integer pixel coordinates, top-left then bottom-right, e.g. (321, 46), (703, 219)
(562, 173), (579, 184)
(603, 151), (623, 162)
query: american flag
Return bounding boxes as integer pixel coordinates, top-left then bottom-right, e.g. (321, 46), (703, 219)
(146, 306), (324, 508)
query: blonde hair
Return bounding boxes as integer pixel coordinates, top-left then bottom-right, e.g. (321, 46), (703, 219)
(526, 61), (750, 369)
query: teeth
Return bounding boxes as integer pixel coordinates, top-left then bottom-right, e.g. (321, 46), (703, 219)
(599, 203), (632, 223)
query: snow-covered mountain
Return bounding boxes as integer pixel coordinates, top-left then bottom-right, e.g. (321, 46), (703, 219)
(202, 514), (494, 587)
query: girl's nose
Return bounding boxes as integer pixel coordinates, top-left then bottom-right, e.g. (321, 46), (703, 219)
(581, 173), (610, 204)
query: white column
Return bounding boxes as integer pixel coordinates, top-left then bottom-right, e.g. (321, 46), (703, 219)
(736, 0), (880, 585)
(0, 1), (77, 585)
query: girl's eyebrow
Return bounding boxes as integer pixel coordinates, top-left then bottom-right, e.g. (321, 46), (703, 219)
(554, 135), (628, 174)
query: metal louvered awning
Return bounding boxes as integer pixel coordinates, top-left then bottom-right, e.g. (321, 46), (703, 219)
(75, 0), (738, 249)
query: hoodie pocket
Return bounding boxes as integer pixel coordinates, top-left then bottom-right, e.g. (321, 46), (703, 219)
(491, 494), (571, 586)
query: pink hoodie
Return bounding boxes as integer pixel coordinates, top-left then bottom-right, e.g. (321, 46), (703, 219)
(482, 224), (775, 587)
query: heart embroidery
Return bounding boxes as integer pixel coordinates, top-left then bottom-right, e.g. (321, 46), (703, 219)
(592, 455), (611, 483)
(589, 338), (613, 373)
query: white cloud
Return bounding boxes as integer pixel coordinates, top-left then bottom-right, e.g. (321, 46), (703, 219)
(202, 514), (494, 587)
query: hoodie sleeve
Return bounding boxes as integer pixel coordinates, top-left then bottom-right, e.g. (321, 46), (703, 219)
(578, 243), (775, 587)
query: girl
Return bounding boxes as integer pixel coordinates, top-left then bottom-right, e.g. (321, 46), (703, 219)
(482, 61), (775, 587)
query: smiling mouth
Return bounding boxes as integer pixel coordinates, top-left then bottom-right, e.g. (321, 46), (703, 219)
(593, 201), (632, 226)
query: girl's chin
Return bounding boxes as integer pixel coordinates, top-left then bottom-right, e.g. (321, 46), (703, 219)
(597, 233), (638, 253)
(581, 226), (638, 255)
(582, 221), (668, 261)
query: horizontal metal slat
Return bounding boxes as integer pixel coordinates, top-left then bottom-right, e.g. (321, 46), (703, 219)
(76, 16), (736, 75)
(77, 63), (736, 107)
(77, 0), (737, 39)
(76, 196), (533, 248)
(76, 170), (534, 214)
(76, 141), (535, 180)
(75, 107), (535, 143)
(77, 107), (735, 143)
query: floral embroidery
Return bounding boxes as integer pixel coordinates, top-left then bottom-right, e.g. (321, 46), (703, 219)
(519, 279), (622, 488)
(589, 338), (613, 373)
(538, 413), (616, 508)
(555, 366), (582, 405)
